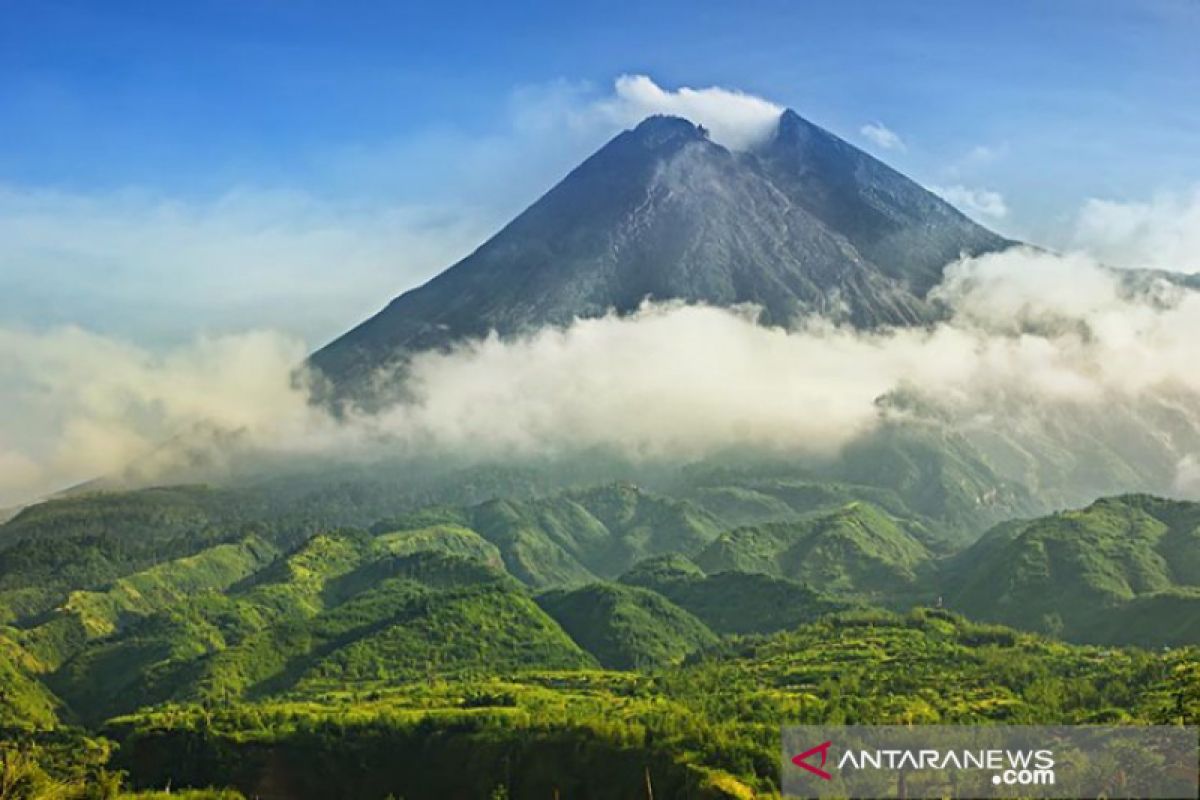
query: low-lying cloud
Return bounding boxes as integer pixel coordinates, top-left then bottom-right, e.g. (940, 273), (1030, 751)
(1072, 185), (1200, 272)
(0, 327), (321, 505)
(4, 247), (1200, 508)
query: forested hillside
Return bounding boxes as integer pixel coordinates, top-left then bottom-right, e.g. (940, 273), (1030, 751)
(0, 479), (1197, 798)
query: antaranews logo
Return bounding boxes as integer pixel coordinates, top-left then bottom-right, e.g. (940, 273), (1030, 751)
(790, 741), (1054, 785)
(780, 725), (1198, 799)
(791, 740), (833, 780)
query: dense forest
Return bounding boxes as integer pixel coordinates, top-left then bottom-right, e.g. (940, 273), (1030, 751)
(0, 465), (1197, 798)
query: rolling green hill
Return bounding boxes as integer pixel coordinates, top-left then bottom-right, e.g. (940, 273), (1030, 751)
(34, 526), (590, 722)
(693, 501), (934, 603)
(373, 482), (725, 587)
(536, 582), (717, 669)
(620, 554), (847, 635)
(16, 536), (278, 672)
(1, 480), (1198, 798)
(945, 494), (1200, 645)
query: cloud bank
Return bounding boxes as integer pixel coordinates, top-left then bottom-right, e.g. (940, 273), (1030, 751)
(4, 247), (1200, 507)
(0, 327), (323, 505)
(1072, 185), (1200, 271)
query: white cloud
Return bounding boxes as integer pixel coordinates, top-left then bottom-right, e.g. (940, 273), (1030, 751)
(860, 122), (906, 151)
(594, 75), (783, 151)
(6, 247), (1200, 506)
(1176, 455), (1200, 495)
(1071, 185), (1200, 271)
(0, 326), (328, 504)
(514, 74), (785, 152)
(930, 184), (1009, 220)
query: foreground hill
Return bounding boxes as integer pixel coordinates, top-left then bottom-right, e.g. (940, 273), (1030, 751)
(94, 610), (1198, 799)
(945, 494), (1200, 646)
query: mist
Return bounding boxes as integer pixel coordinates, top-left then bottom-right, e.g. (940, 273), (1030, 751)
(2, 246), (1200, 508)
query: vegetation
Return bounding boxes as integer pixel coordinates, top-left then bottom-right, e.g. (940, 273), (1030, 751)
(620, 555), (846, 635)
(693, 502), (934, 604)
(0, 478), (1197, 798)
(946, 494), (1200, 645)
(536, 582), (717, 669)
(90, 610), (1198, 799)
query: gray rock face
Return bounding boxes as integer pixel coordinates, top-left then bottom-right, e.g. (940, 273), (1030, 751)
(309, 110), (1012, 405)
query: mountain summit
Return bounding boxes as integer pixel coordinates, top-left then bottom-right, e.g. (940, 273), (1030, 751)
(310, 110), (1011, 403)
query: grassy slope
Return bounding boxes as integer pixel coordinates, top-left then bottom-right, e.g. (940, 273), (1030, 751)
(40, 527), (590, 721)
(15, 536), (279, 672)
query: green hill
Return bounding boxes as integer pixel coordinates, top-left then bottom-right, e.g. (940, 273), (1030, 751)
(620, 554), (847, 635)
(693, 502), (934, 603)
(39, 527), (581, 721)
(43, 531), (376, 720)
(294, 580), (594, 691)
(0, 632), (61, 728)
(536, 582), (717, 669)
(945, 494), (1200, 645)
(0, 486), (267, 625)
(374, 482), (724, 588)
(2, 478), (1199, 797)
(833, 423), (1042, 537)
(15, 536), (278, 672)
(99, 609), (1199, 800)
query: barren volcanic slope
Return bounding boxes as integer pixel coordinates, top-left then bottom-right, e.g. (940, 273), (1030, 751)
(309, 110), (1011, 403)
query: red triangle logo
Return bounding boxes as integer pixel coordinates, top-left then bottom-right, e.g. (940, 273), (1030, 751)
(792, 740), (833, 780)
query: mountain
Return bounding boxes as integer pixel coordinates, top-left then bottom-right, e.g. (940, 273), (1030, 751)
(944, 494), (1200, 646)
(310, 110), (1010, 404)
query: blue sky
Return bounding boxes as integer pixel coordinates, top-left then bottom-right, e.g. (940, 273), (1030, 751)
(2, 0), (1199, 346)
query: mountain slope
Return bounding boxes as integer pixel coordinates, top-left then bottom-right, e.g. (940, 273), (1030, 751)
(536, 582), (717, 669)
(944, 494), (1200, 645)
(619, 554), (847, 635)
(374, 482), (724, 588)
(693, 501), (934, 602)
(310, 111), (1010, 403)
(756, 110), (1009, 294)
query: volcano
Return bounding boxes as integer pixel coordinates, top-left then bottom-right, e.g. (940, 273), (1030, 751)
(310, 109), (1011, 403)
